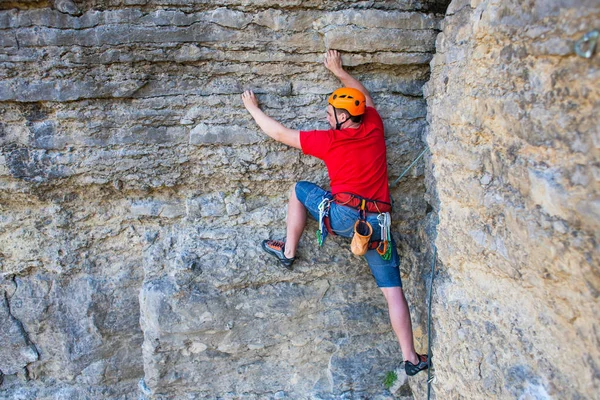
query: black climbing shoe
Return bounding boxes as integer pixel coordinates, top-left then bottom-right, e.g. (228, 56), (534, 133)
(405, 353), (430, 376)
(261, 239), (295, 270)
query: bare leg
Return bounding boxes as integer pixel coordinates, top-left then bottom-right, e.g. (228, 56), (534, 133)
(381, 286), (420, 365)
(284, 184), (307, 258)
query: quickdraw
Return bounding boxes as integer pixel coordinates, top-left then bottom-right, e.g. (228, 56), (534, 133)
(316, 197), (331, 246)
(376, 212), (392, 260)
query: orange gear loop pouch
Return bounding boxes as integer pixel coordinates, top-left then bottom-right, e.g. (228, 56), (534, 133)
(351, 199), (373, 256)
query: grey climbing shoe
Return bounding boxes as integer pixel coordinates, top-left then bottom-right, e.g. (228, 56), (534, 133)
(405, 353), (430, 376)
(261, 239), (295, 270)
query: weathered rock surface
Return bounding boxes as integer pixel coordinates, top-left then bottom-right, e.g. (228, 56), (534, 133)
(424, 0), (600, 398)
(0, 276), (39, 377)
(0, 1), (447, 398)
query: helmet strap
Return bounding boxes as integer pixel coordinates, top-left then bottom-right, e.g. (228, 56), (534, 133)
(334, 109), (345, 130)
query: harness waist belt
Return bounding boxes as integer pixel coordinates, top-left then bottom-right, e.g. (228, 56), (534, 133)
(333, 192), (392, 213)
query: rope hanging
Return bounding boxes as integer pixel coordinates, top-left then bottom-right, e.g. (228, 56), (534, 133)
(390, 147), (437, 398)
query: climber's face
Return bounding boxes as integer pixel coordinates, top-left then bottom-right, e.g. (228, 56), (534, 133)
(326, 105), (348, 129)
(326, 105), (335, 129)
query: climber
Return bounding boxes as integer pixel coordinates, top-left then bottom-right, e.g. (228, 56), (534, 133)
(241, 49), (430, 376)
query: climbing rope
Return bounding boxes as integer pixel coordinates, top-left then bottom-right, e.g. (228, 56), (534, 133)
(390, 148), (429, 188)
(390, 147), (436, 397)
(427, 246), (437, 399)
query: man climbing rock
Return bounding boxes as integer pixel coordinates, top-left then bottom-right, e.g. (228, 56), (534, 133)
(241, 50), (430, 376)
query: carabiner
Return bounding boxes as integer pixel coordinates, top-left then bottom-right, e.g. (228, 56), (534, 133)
(575, 30), (599, 59)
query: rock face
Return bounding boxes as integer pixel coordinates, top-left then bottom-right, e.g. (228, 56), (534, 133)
(3, 0), (597, 398)
(0, 1), (447, 398)
(424, 0), (600, 398)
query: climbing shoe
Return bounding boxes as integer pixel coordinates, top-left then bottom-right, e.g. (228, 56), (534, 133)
(261, 239), (295, 270)
(405, 353), (430, 376)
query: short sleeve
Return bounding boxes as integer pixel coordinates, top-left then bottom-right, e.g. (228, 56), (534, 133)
(364, 106), (384, 129)
(300, 129), (334, 160)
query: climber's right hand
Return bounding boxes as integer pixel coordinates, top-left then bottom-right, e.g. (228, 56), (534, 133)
(324, 49), (345, 76)
(241, 90), (260, 111)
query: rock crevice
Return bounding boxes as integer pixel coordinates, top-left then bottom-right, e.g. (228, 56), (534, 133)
(0, 276), (40, 377)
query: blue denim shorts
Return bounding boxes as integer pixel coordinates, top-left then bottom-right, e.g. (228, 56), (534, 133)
(295, 181), (401, 288)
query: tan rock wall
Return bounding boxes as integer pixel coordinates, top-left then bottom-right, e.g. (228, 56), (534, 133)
(425, 0), (600, 398)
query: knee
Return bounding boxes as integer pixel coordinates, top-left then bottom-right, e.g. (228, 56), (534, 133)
(292, 181), (309, 200)
(381, 286), (405, 302)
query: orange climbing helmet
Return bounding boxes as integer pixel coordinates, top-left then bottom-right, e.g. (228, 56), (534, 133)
(328, 87), (366, 116)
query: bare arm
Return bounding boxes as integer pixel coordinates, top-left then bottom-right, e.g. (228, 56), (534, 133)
(324, 49), (375, 108)
(241, 90), (301, 149)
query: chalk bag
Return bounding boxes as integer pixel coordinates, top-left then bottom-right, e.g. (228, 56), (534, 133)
(351, 219), (373, 256)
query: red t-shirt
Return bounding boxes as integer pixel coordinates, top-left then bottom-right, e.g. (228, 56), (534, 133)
(299, 106), (391, 203)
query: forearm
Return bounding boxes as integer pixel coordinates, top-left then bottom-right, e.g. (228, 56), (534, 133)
(248, 107), (285, 140)
(247, 106), (301, 149)
(334, 69), (370, 97)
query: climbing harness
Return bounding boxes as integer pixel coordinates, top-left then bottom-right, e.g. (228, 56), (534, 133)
(575, 30), (598, 59)
(316, 192), (391, 259)
(333, 192), (391, 213)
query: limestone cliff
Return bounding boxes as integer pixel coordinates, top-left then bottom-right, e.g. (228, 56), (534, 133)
(424, 0), (599, 398)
